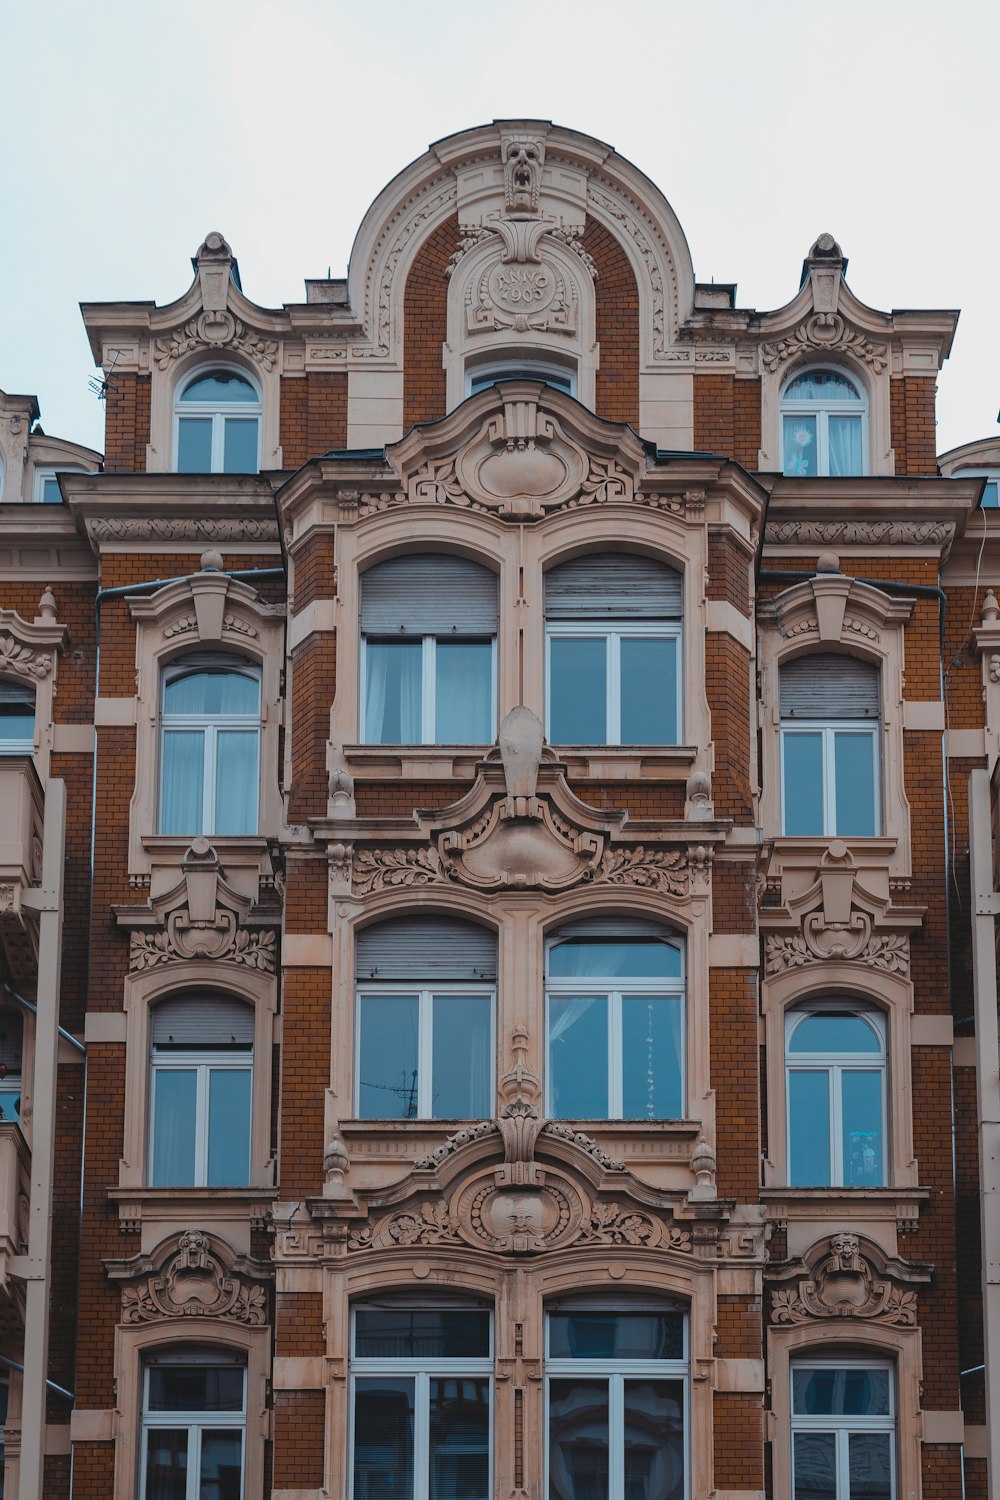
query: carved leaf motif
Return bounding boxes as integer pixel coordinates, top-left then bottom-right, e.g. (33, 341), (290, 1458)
(858, 934), (909, 974)
(352, 847), (442, 897)
(229, 929), (276, 970)
(770, 1288), (805, 1324)
(584, 1202), (657, 1246)
(765, 520), (954, 548)
(765, 934), (812, 975)
(129, 930), (173, 970)
(129, 925), (275, 974)
(0, 635), (49, 680)
(595, 847), (688, 896)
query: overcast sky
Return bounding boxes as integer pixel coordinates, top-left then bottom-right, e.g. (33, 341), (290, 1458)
(3, 0), (997, 459)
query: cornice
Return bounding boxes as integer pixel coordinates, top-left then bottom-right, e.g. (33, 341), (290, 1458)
(60, 473), (280, 552)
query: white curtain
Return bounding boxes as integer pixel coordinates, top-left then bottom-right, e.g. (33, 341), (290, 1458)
(365, 642), (421, 743)
(160, 730), (203, 834)
(828, 416), (862, 476)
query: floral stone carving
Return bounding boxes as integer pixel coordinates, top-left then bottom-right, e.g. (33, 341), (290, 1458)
(769, 1232), (928, 1327)
(111, 1229), (268, 1326)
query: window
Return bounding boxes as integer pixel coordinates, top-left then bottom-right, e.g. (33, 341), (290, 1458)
(140, 1349), (246, 1500)
(786, 1007), (886, 1187)
(175, 368), (260, 474)
(351, 1300), (492, 1500)
(546, 1303), (687, 1500)
(467, 360), (576, 398)
(149, 994), (253, 1188)
(0, 681), (34, 753)
(545, 555), (682, 746)
(791, 1361), (894, 1499)
(953, 468), (1000, 509)
(780, 654), (880, 836)
(546, 922), (684, 1121)
(33, 466), (84, 504)
(360, 556), (498, 745)
(355, 916), (495, 1120)
(0, 1009), (22, 1130)
(781, 368), (866, 477)
(159, 659), (260, 836)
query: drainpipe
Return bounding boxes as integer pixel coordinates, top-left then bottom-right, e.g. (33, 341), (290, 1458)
(967, 768), (1000, 1500)
(12, 778), (66, 1500)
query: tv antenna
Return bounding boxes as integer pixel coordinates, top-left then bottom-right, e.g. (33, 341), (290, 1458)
(88, 348), (122, 401)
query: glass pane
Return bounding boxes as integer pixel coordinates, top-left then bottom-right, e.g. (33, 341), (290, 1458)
(181, 371), (258, 403)
(150, 1069), (197, 1186)
(849, 1432), (892, 1499)
(624, 1379), (685, 1500)
(208, 1068), (251, 1187)
(789, 1013), (882, 1055)
(620, 637), (677, 744)
(549, 637), (606, 743)
(0, 707), (34, 745)
(548, 940), (680, 981)
(164, 670), (259, 716)
(0, 1086), (21, 1126)
(435, 641), (493, 743)
(355, 1309), (490, 1360)
(549, 1312), (684, 1361)
(843, 1070), (884, 1186)
(143, 1427), (188, 1499)
(784, 414), (817, 477)
(354, 1378), (414, 1500)
(792, 1431), (836, 1500)
(42, 477), (63, 504)
(215, 730), (259, 835)
(430, 1377), (490, 1500)
(549, 995), (607, 1118)
(358, 994), (419, 1119)
(788, 1070), (831, 1187)
(786, 371), (862, 402)
(160, 731), (204, 835)
(622, 996), (682, 1119)
(983, 481), (999, 509)
(793, 1367), (891, 1417)
(364, 641), (422, 744)
(548, 1380), (608, 1500)
(828, 415), (863, 476)
(782, 732), (824, 835)
(200, 1429), (244, 1500)
(223, 417), (259, 474)
(834, 733), (876, 836)
(147, 1366), (245, 1412)
(177, 416), (214, 472)
(432, 994), (491, 1118)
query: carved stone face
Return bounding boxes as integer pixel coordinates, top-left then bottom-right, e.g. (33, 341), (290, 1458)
(502, 137), (544, 214)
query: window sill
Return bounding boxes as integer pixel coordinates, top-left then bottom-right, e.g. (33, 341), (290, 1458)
(342, 743), (698, 782)
(109, 1183), (277, 1233)
(762, 1185), (929, 1233)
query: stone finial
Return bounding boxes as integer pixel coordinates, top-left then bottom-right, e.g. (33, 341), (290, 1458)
(808, 233), (844, 261)
(323, 1133), (353, 1200)
(328, 766), (356, 820)
(685, 769), (713, 821)
(35, 585), (58, 621)
(816, 551), (841, 575)
(194, 231), (233, 265)
(982, 588), (999, 624)
(200, 549), (224, 573)
(499, 706), (544, 800)
(689, 1134), (717, 1201)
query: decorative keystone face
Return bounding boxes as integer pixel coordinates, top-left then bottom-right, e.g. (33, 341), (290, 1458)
(501, 135), (545, 215)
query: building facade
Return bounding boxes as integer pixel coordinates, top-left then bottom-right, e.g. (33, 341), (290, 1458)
(0, 119), (997, 1499)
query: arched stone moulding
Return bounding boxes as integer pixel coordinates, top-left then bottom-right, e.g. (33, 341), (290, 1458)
(0, 600), (68, 781)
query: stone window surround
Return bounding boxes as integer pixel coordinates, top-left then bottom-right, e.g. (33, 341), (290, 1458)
(0, 602), (69, 782)
(126, 569), (284, 877)
(117, 962), (277, 1197)
(762, 963), (917, 1195)
(147, 349), (282, 475)
(329, 884), (714, 1163)
(767, 1323), (922, 1500)
(325, 504), (712, 786)
(757, 573), (914, 875)
(111, 1319), (269, 1500)
(760, 352), (893, 478)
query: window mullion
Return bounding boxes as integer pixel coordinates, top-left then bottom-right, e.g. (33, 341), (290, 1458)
(414, 1373), (430, 1500)
(610, 992), (623, 1117)
(837, 1424), (849, 1500)
(608, 633), (620, 745)
(610, 1373), (624, 1500)
(423, 637), (435, 745)
(419, 990), (433, 1117)
(830, 1064), (843, 1186)
(823, 727), (837, 834)
(187, 1424), (201, 1500)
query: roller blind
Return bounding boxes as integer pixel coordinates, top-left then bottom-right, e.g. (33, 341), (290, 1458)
(151, 994), (254, 1047)
(544, 554), (683, 619)
(356, 916), (497, 982)
(549, 916), (677, 941)
(361, 555), (499, 635)
(0, 680), (35, 709)
(780, 654), (880, 720)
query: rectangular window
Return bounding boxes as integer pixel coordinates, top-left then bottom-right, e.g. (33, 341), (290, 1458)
(362, 637), (495, 745)
(547, 627), (679, 746)
(547, 990), (683, 1121)
(150, 1052), (252, 1188)
(781, 726), (878, 836)
(791, 1363), (894, 1500)
(140, 1358), (246, 1500)
(357, 989), (493, 1120)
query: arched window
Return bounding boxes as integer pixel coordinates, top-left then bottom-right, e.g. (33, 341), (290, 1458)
(785, 1006), (886, 1187)
(790, 1359), (895, 1499)
(148, 992), (254, 1187)
(140, 1346), (247, 1499)
(159, 657), (261, 836)
(545, 554), (683, 746)
(355, 915), (496, 1119)
(360, 555), (498, 745)
(174, 368), (261, 474)
(467, 357), (576, 398)
(780, 653), (880, 836)
(545, 919), (684, 1120)
(781, 368), (866, 477)
(0, 680), (35, 753)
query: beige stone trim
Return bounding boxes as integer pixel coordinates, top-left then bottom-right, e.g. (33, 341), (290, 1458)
(84, 1012), (127, 1043)
(272, 1356), (326, 1389)
(51, 723), (94, 753)
(715, 1357), (765, 1391)
(705, 599), (754, 649)
(282, 934), (334, 967)
(69, 1409), (115, 1442)
(94, 697), (138, 725)
(903, 700), (945, 730)
(0, 603), (69, 780)
(288, 597), (337, 648)
(44, 1424), (71, 1454)
(147, 349), (282, 474)
(946, 728), (986, 758)
(910, 1015), (953, 1046)
(964, 1424), (987, 1459)
(709, 934), (759, 967)
(953, 1036), (977, 1068)
(921, 1410), (965, 1444)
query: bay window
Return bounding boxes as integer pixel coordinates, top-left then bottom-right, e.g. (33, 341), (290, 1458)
(149, 994), (253, 1188)
(780, 654), (880, 837)
(786, 1007), (886, 1188)
(791, 1361), (895, 1500)
(159, 658), (261, 837)
(140, 1349), (246, 1500)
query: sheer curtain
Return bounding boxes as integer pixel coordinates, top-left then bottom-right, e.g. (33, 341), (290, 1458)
(160, 730), (204, 834)
(364, 642), (421, 743)
(828, 416), (862, 476)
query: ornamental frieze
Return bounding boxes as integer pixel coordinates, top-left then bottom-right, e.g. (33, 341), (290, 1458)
(153, 312), (279, 371)
(765, 519), (954, 548)
(768, 1232), (930, 1327)
(108, 1229), (269, 1327)
(760, 314), (887, 373)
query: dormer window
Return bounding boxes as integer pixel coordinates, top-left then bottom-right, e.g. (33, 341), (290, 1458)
(175, 368), (260, 474)
(781, 368), (865, 477)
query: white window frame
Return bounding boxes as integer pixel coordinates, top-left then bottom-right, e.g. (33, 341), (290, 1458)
(354, 983), (495, 1120)
(953, 467), (1000, 509)
(545, 621), (682, 747)
(139, 1355), (247, 1500)
(0, 681), (35, 755)
(349, 1305), (494, 1500)
(173, 367), (261, 475)
(779, 722), (880, 836)
(545, 940), (685, 1120)
(359, 635), (497, 746)
(790, 1357), (895, 1500)
(159, 660), (261, 836)
(785, 1006), (887, 1188)
(32, 465), (85, 504)
(780, 369), (868, 477)
(466, 359), (577, 399)
(544, 1306), (690, 1500)
(148, 1045), (253, 1187)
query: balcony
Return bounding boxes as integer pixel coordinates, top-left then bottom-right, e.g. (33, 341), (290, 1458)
(0, 757), (44, 981)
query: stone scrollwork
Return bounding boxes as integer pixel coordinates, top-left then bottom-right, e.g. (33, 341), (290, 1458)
(153, 313), (279, 371)
(765, 520), (955, 549)
(0, 634), (53, 680)
(769, 1232), (928, 1327)
(110, 1229), (269, 1326)
(760, 314), (888, 374)
(765, 929), (909, 976)
(124, 839), (277, 972)
(129, 925), (276, 972)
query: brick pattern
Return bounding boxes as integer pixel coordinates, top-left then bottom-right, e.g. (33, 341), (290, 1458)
(713, 1391), (763, 1488)
(706, 634), (753, 822)
(707, 532), (751, 615)
(693, 375), (762, 467)
(582, 216), (639, 427)
(280, 373), (348, 468)
(273, 1390), (326, 1487)
(289, 634), (335, 821)
(292, 533), (337, 615)
(276, 1292), (326, 1357)
(954, 1063), (985, 1424)
(103, 372), (150, 472)
(910, 1046), (959, 1409)
(710, 968), (759, 1198)
(921, 1444), (964, 1498)
(280, 966), (330, 1197)
(715, 1294), (761, 1358)
(402, 214), (460, 428)
(890, 376), (937, 474)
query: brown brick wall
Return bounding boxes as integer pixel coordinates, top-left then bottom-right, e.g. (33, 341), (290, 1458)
(921, 1444), (964, 1497)
(289, 634), (335, 821)
(713, 1391), (764, 1488)
(292, 534), (338, 615)
(280, 373), (348, 468)
(279, 966), (330, 1198)
(909, 1046), (959, 1409)
(582, 216), (639, 427)
(710, 967), (759, 1198)
(103, 372), (150, 472)
(706, 634), (753, 822)
(273, 1390), (326, 1487)
(707, 532), (751, 615)
(693, 375), (761, 467)
(75, 1042), (127, 1407)
(954, 1063), (985, 1425)
(276, 1291), (326, 1357)
(715, 1294), (761, 1358)
(402, 214), (460, 429)
(891, 376), (937, 475)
